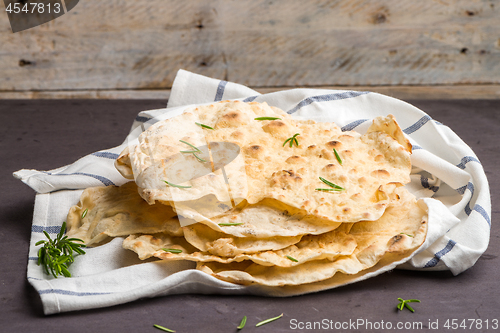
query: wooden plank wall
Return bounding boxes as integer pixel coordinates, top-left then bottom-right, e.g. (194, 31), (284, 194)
(1, 0), (499, 99)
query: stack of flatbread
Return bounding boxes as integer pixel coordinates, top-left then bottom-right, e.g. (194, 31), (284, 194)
(66, 100), (427, 287)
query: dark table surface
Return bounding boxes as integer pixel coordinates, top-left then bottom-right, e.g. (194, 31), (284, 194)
(1, 99), (498, 333)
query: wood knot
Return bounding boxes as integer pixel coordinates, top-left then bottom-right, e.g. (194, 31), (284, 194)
(19, 59), (33, 67)
(373, 13), (387, 24)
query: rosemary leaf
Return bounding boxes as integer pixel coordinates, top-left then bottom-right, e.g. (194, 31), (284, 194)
(192, 153), (206, 163)
(179, 140), (201, 152)
(237, 316), (247, 330)
(315, 188), (342, 192)
(153, 324), (176, 332)
(163, 180), (192, 189)
(319, 177), (344, 190)
(37, 247), (43, 265)
(218, 223), (244, 226)
(286, 255), (298, 262)
(255, 313), (283, 327)
(333, 148), (342, 165)
(180, 150), (206, 162)
(162, 248), (182, 254)
(404, 303), (415, 312)
(195, 122), (214, 130)
(254, 117), (281, 121)
(61, 265), (71, 278)
(81, 208), (88, 219)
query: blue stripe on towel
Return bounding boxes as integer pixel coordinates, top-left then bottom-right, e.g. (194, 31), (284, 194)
(420, 176), (439, 192)
(403, 115), (432, 135)
(287, 91), (370, 115)
(38, 289), (113, 296)
(31, 225), (62, 234)
(456, 156), (481, 169)
(341, 119), (369, 132)
(463, 183), (475, 216)
(243, 95), (259, 102)
(92, 152), (120, 160)
(454, 182), (491, 227)
(135, 115), (151, 123)
(214, 80), (228, 101)
(424, 239), (457, 268)
(45, 172), (116, 186)
(473, 204), (491, 227)
(455, 182), (474, 195)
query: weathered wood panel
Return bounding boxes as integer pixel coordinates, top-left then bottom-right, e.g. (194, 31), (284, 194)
(0, 0), (499, 94)
(1, 85), (499, 100)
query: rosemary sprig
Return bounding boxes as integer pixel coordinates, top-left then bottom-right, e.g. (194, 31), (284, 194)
(315, 177), (344, 192)
(179, 140), (206, 162)
(162, 248), (182, 254)
(254, 117), (281, 121)
(255, 313), (283, 327)
(81, 208), (88, 219)
(400, 233), (414, 237)
(286, 255), (298, 262)
(163, 180), (192, 189)
(218, 222), (244, 226)
(195, 122), (214, 130)
(153, 324), (176, 332)
(397, 298), (421, 312)
(35, 222), (86, 278)
(283, 133), (300, 148)
(237, 316), (247, 330)
(333, 148), (342, 165)
(179, 140), (200, 151)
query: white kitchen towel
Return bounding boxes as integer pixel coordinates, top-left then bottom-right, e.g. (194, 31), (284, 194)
(14, 69), (491, 314)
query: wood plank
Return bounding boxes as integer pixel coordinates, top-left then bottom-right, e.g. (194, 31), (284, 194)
(1, 85), (499, 100)
(1, 0), (499, 90)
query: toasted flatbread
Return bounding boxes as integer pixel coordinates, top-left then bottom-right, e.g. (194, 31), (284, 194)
(116, 101), (411, 224)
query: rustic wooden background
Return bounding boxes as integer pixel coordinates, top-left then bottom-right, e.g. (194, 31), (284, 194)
(1, 0), (499, 99)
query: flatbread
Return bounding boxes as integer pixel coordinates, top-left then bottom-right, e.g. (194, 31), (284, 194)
(65, 100), (424, 290)
(66, 182), (182, 245)
(123, 224), (355, 267)
(197, 187), (427, 286)
(122, 233), (199, 260)
(182, 223), (303, 256)
(67, 182), (342, 247)
(116, 101), (412, 224)
(172, 195), (342, 238)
